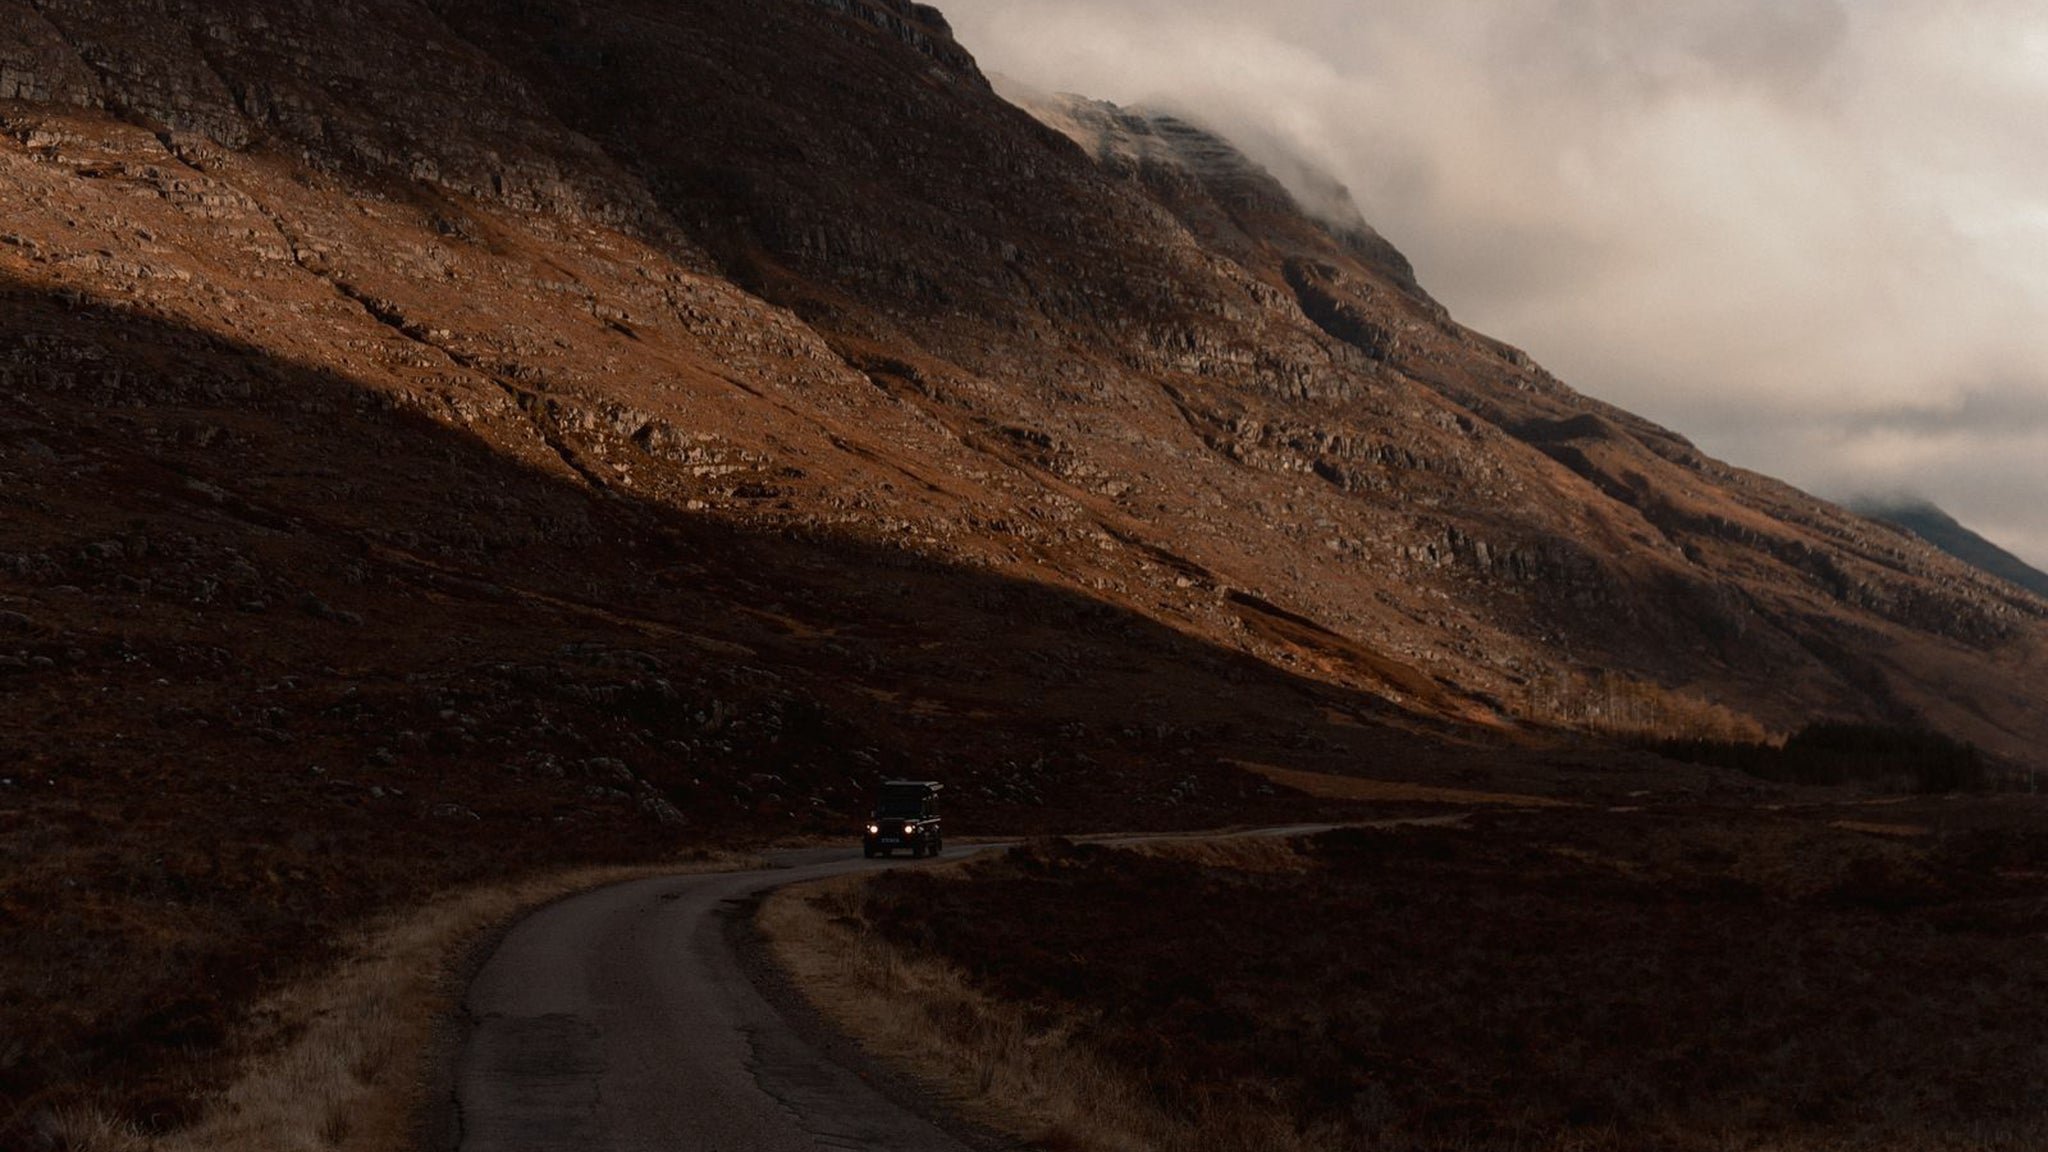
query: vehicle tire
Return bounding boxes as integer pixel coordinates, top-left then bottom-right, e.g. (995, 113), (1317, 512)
(863, 847), (876, 859)
(929, 839), (942, 857)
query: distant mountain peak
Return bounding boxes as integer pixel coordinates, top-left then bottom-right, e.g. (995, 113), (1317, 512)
(1852, 497), (2048, 601)
(992, 78), (1419, 289)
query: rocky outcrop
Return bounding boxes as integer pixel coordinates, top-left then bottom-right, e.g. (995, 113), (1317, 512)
(8, 0), (683, 238)
(0, 3), (100, 105)
(802, 0), (987, 82)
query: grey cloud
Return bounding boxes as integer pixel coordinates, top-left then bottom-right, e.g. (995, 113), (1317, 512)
(1844, 391), (2048, 438)
(939, 0), (2048, 569)
(1520, 0), (1852, 94)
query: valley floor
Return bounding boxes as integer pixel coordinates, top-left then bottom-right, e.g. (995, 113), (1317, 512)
(768, 796), (2048, 1152)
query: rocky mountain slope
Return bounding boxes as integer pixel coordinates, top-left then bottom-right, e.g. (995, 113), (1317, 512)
(1853, 498), (2048, 601)
(426, 0), (2047, 752)
(3, 0), (2046, 1133)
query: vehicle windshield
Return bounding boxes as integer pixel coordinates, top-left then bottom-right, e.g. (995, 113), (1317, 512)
(875, 798), (925, 818)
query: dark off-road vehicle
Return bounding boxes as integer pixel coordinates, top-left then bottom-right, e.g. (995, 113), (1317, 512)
(863, 780), (942, 858)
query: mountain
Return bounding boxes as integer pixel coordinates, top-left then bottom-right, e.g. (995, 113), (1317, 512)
(1852, 499), (2048, 601)
(4, 0), (2048, 1128)
(6, 0), (2040, 756)
(439, 0), (2046, 752)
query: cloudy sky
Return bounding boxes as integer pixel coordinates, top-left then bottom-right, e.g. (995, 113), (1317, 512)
(940, 0), (2048, 568)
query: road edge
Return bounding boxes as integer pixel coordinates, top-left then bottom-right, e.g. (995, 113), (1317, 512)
(724, 869), (1026, 1152)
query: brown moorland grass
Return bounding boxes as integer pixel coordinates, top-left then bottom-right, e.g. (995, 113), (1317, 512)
(50, 854), (756, 1152)
(1825, 820), (1932, 838)
(771, 808), (2048, 1152)
(1229, 761), (1576, 808)
(761, 870), (1264, 1152)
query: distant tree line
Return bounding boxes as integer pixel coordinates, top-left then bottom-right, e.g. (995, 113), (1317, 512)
(1654, 722), (1993, 794)
(1529, 668), (1768, 744)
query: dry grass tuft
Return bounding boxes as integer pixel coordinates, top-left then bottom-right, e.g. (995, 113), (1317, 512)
(1117, 835), (1323, 874)
(1231, 760), (1573, 808)
(1827, 820), (1933, 838)
(57, 854), (755, 1152)
(761, 872), (1298, 1152)
(44, 1111), (151, 1152)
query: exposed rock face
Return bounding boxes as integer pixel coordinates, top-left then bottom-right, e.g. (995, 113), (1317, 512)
(804, 0), (988, 79)
(7, 0), (680, 233)
(0, 4), (100, 105)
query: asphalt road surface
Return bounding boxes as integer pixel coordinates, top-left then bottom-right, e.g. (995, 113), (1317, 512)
(449, 842), (1008, 1152)
(447, 825), (1369, 1151)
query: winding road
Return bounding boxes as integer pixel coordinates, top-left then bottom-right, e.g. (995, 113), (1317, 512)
(447, 825), (1368, 1151)
(448, 842), (1006, 1152)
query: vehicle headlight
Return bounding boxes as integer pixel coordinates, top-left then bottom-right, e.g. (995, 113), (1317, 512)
(866, 824), (880, 835)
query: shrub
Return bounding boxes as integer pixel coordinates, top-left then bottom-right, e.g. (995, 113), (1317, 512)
(1653, 722), (1988, 793)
